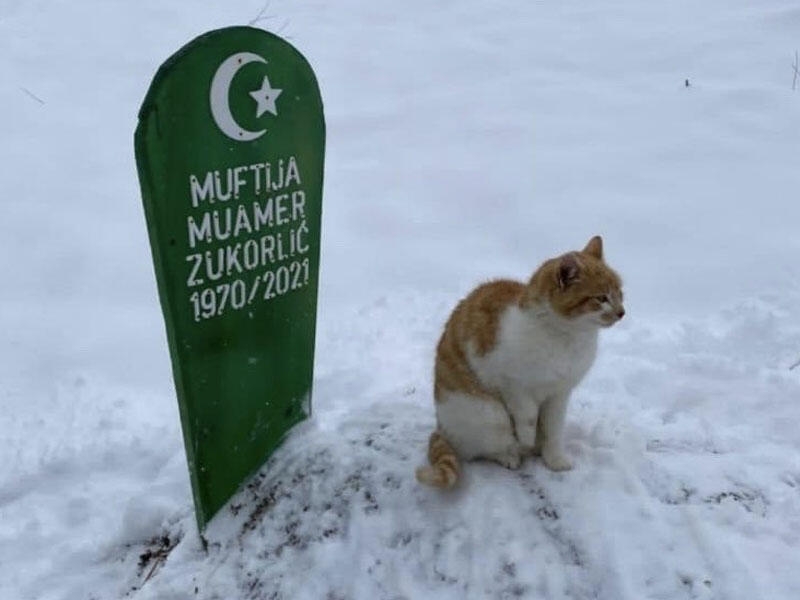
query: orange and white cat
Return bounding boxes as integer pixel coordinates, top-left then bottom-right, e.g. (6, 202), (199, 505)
(416, 236), (624, 488)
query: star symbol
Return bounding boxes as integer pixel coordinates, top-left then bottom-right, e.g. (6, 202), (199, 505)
(249, 75), (282, 118)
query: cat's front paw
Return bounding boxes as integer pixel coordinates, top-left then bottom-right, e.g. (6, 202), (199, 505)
(494, 450), (522, 470)
(542, 451), (573, 472)
(520, 445), (538, 457)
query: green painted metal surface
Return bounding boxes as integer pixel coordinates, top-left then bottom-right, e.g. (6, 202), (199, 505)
(135, 27), (325, 530)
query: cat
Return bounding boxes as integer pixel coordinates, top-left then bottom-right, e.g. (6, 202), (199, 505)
(416, 236), (624, 488)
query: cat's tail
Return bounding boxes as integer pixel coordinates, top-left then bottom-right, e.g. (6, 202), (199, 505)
(415, 430), (460, 489)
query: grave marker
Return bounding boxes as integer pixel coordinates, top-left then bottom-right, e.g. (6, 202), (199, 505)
(135, 27), (325, 530)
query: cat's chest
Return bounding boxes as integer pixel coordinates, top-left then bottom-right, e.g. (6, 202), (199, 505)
(470, 306), (597, 392)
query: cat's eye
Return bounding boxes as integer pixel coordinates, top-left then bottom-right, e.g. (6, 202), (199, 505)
(595, 295), (609, 303)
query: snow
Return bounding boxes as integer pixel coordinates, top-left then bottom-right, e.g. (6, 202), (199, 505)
(1, 0), (799, 599)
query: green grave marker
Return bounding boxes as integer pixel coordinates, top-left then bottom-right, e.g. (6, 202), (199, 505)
(135, 27), (325, 530)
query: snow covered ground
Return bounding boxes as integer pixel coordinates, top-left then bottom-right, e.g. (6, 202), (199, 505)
(2, 1), (800, 599)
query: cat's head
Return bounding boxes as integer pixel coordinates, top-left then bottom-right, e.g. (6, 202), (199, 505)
(525, 236), (625, 328)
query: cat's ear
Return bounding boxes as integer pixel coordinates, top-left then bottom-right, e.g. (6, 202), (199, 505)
(557, 254), (581, 289)
(582, 235), (603, 260)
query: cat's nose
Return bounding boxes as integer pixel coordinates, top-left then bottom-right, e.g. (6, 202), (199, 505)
(617, 308), (625, 319)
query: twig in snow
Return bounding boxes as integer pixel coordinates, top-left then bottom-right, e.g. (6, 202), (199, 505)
(142, 555), (163, 584)
(248, 1), (275, 26)
(790, 357), (800, 371)
(246, 2), (292, 38)
(792, 51), (799, 91)
(20, 87), (45, 105)
(138, 533), (180, 585)
(275, 18), (292, 38)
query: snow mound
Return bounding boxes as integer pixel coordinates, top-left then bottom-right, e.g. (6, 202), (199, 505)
(123, 293), (800, 600)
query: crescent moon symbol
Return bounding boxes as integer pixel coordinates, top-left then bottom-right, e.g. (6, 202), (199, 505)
(210, 52), (268, 141)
